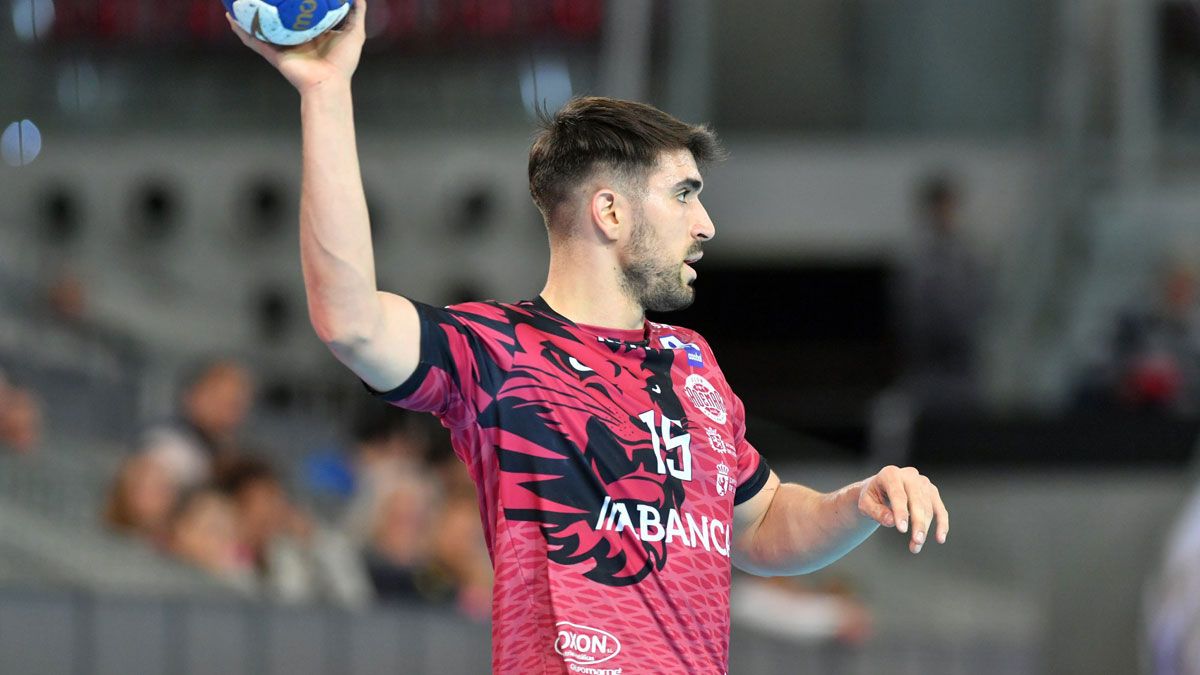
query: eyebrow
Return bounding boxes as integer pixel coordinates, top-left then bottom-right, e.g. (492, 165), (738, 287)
(671, 178), (703, 193)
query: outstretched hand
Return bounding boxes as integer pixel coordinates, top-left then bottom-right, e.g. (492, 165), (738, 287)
(226, 0), (368, 94)
(858, 465), (948, 554)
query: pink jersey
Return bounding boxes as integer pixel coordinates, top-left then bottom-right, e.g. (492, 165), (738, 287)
(372, 297), (770, 674)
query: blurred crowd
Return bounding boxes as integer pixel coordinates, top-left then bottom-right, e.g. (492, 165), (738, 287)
(887, 173), (1200, 421)
(1075, 260), (1200, 414)
(98, 358), (492, 615)
(0, 367), (41, 455)
(8, 168), (1200, 663)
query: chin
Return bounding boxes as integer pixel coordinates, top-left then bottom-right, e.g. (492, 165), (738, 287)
(643, 288), (695, 313)
(669, 286), (696, 312)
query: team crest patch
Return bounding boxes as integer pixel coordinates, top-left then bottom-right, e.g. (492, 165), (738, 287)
(706, 427), (735, 456)
(684, 374), (727, 424)
(715, 463), (735, 496)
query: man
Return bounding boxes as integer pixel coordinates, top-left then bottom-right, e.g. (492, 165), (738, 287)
(140, 359), (254, 488)
(217, 456), (373, 607)
(896, 174), (990, 412)
(230, 5), (948, 673)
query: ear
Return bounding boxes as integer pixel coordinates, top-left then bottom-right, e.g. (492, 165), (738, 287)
(589, 187), (625, 242)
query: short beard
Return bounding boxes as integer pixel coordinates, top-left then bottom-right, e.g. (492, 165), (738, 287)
(620, 215), (696, 313)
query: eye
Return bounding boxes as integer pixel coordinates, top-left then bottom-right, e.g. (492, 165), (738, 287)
(676, 190), (690, 204)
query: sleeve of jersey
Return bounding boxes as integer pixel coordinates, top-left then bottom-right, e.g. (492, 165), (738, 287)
(730, 389), (771, 506)
(364, 301), (502, 430)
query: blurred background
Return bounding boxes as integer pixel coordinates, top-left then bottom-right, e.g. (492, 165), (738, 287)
(4, 0), (1200, 673)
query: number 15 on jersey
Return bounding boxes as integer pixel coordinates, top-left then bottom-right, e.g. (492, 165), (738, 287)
(637, 410), (693, 481)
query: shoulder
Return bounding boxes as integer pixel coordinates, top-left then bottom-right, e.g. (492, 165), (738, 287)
(439, 299), (544, 320)
(647, 320), (712, 350)
(426, 299), (575, 345)
(417, 299), (529, 330)
(437, 299), (511, 317)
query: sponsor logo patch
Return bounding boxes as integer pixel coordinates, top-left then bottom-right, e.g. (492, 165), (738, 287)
(658, 335), (704, 367)
(555, 622), (621, 665)
(684, 374), (727, 424)
(593, 497), (731, 557)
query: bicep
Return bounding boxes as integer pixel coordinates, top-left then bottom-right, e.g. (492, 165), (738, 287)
(731, 469), (780, 569)
(327, 290), (422, 393)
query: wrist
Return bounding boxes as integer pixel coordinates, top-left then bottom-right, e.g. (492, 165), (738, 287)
(839, 481), (874, 526)
(298, 76), (352, 99)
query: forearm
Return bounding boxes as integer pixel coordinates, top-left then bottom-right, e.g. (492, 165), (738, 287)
(734, 481), (878, 576)
(298, 80), (381, 345)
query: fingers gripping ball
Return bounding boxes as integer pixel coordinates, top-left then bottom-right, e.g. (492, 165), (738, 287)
(223, 0), (354, 46)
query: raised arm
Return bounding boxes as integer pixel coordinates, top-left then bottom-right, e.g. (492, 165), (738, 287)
(731, 466), (948, 576)
(227, 1), (419, 392)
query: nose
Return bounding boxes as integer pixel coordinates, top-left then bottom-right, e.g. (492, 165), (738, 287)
(693, 200), (715, 241)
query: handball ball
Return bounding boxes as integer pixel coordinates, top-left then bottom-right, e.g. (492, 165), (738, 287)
(223, 0), (354, 46)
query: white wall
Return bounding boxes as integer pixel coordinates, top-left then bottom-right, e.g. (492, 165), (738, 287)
(705, 137), (1046, 259)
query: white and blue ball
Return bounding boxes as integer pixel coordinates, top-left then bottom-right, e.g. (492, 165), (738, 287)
(223, 0), (354, 47)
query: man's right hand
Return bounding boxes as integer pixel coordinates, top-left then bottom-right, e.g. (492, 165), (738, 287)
(226, 0), (368, 95)
(228, 0), (420, 394)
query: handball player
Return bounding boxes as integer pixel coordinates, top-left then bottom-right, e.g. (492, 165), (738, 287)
(229, 4), (949, 673)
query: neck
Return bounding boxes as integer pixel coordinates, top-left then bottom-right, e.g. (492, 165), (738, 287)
(540, 242), (644, 330)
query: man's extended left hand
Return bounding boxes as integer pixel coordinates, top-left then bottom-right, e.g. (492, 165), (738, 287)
(857, 465), (948, 554)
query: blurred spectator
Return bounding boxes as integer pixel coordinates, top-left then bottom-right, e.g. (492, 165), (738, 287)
(35, 264), (143, 364)
(217, 458), (298, 570)
(1147, 475), (1200, 673)
(732, 576), (873, 645)
(0, 369), (42, 454)
(166, 486), (256, 592)
(1076, 260), (1200, 412)
(894, 173), (991, 411)
(43, 268), (87, 325)
(342, 401), (433, 546)
(356, 454), (491, 616)
(218, 456), (372, 607)
(427, 461), (493, 620)
(352, 401), (431, 476)
(1160, 1), (1200, 133)
(326, 401), (451, 605)
(872, 174), (990, 464)
(102, 453), (177, 547)
(139, 359), (254, 488)
(361, 470), (439, 603)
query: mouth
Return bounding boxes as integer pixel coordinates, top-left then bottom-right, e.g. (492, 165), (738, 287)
(683, 252), (701, 285)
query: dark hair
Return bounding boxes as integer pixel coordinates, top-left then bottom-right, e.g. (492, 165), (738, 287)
(176, 357), (248, 396)
(918, 174), (959, 211)
(528, 96), (725, 230)
(350, 399), (414, 445)
(215, 456), (280, 497)
(166, 485), (227, 529)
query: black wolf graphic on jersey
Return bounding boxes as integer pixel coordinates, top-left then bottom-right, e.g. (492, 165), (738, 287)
(474, 305), (689, 587)
(373, 297), (772, 674)
(410, 300), (689, 586)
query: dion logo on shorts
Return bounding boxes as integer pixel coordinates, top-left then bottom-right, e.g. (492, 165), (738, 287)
(555, 622), (621, 665)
